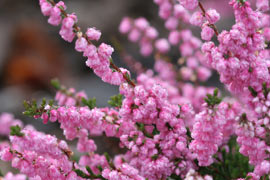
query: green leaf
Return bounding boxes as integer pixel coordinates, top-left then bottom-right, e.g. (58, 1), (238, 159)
(0, 169), (3, 177)
(262, 82), (269, 98)
(86, 166), (94, 176)
(48, 100), (54, 106)
(152, 124), (160, 136)
(74, 169), (89, 178)
(214, 88), (218, 96)
(10, 125), (24, 137)
(41, 98), (46, 109)
(237, 0), (247, 5)
(104, 152), (110, 163)
(151, 154), (158, 160)
(204, 88), (222, 107)
(136, 122), (145, 132)
(97, 165), (103, 172)
(51, 78), (61, 90)
(82, 97), (96, 109)
(108, 94), (123, 108)
(167, 173), (182, 180)
(23, 100), (30, 109)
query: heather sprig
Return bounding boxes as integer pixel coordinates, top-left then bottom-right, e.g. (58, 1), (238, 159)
(0, 0), (269, 179)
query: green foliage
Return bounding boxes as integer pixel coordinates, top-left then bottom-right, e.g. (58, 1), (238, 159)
(74, 168), (106, 180)
(108, 94), (123, 108)
(0, 169), (3, 177)
(10, 125), (24, 137)
(198, 137), (253, 180)
(248, 83), (270, 99)
(23, 98), (53, 117)
(239, 113), (248, 124)
(74, 169), (89, 178)
(248, 86), (257, 97)
(152, 125), (160, 136)
(260, 175), (270, 180)
(82, 97), (96, 109)
(125, 72), (132, 81)
(135, 122), (160, 138)
(204, 88), (222, 107)
(151, 154), (159, 160)
(262, 82), (270, 98)
(167, 174), (182, 180)
(86, 166), (94, 176)
(104, 152), (115, 169)
(23, 100), (38, 116)
(237, 0), (247, 5)
(97, 165), (103, 172)
(51, 78), (61, 90)
(104, 152), (111, 163)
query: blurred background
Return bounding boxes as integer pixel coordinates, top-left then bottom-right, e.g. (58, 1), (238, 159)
(0, 0), (238, 173)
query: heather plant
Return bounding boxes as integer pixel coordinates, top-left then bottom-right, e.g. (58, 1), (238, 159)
(0, 0), (270, 179)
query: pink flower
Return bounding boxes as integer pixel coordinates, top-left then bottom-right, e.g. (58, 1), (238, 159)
(206, 9), (220, 24)
(48, 1), (66, 26)
(165, 17), (179, 30)
(128, 29), (141, 42)
(168, 30), (180, 45)
(0, 147), (13, 161)
(59, 14), (77, 42)
(86, 27), (101, 41)
(40, 1), (52, 16)
(119, 17), (132, 34)
(197, 67), (211, 81)
(180, 67), (193, 80)
(155, 38), (170, 53)
(134, 17), (149, 30)
(264, 27), (270, 41)
(75, 37), (88, 52)
(2, 172), (27, 180)
(145, 27), (159, 39)
(159, 1), (172, 19)
(201, 25), (214, 41)
(178, 0), (198, 10)
(256, 0), (269, 11)
(140, 42), (153, 56)
(98, 43), (114, 59)
(190, 11), (204, 26)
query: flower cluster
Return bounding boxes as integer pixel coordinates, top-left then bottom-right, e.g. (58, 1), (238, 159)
(1, 0), (270, 179)
(190, 101), (240, 166)
(39, 0), (133, 86)
(120, 17), (171, 56)
(0, 128), (80, 180)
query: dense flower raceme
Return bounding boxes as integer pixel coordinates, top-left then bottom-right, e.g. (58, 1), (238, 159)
(137, 60), (214, 114)
(201, 0), (270, 94)
(32, 82), (195, 179)
(189, 101), (240, 166)
(0, 113), (81, 180)
(0, 114), (27, 180)
(39, 0), (132, 86)
(1, 0), (270, 179)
